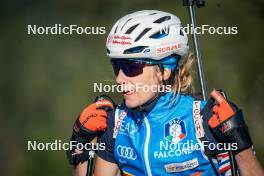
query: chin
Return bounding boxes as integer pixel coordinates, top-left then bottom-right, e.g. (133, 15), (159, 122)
(125, 100), (140, 109)
(124, 96), (146, 109)
(124, 92), (155, 109)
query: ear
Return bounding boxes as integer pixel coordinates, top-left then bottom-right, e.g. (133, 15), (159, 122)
(163, 68), (171, 81)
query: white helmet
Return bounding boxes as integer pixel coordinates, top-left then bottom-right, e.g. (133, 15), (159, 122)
(106, 10), (189, 60)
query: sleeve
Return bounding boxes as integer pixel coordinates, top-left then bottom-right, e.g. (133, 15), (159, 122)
(96, 109), (117, 163)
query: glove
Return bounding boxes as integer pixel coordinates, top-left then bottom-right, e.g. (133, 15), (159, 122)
(66, 95), (114, 165)
(204, 90), (252, 155)
(71, 96), (114, 145)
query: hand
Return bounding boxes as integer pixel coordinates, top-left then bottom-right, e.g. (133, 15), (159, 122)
(66, 96), (114, 166)
(207, 90), (252, 155)
(72, 98), (114, 144)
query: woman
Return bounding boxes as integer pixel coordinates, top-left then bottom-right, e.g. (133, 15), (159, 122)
(67, 10), (263, 176)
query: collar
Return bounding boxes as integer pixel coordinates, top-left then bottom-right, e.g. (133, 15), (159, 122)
(123, 92), (182, 124)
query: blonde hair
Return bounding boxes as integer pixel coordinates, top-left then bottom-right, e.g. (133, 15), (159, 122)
(171, 53), (195, 95)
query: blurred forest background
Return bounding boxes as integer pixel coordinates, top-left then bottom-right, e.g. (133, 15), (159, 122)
(0, 0), (263, 175)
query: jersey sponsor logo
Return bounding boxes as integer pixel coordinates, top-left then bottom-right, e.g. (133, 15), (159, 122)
(153, 140), (197, 159)
(193, 101), (205, 138)
(164, 158), (199, 173)
(119, 122), (137, 135)
(156, 43), (182, 55)
(113, 110), (127, 138)
(164, 117), (186, 143)
(116, 145), (137, 160)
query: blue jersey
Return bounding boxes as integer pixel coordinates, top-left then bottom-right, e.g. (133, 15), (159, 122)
(97, 92), (230, 176)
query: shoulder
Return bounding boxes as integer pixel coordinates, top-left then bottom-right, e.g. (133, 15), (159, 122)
(172, 94), (206, 113)
(104, 104), (128, 138)
(180, 93), (207, 106)
(97, 107), (118, 163)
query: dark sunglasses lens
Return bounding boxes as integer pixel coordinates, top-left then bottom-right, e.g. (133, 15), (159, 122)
(124, 62), (144, 77)
(111, 60), (120, 76)
(111, 60), (145, 77)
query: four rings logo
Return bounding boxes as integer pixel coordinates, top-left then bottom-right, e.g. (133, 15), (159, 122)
(117, 145), (137, 160)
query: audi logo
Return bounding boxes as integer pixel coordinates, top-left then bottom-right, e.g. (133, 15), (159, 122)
(116, 145), (137, 160)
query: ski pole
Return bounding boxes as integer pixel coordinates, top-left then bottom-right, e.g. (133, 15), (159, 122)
(183, 0), (207, 100)
(86, 150), (95, 176)
(86, 95), (115, 176)
(182, 0), (238, 175)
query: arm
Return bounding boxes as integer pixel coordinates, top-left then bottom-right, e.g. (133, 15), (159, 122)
(203, 90), (264, 175)
(73, 157), (119, 176)
(235, 148), (264, 176)
(74, 161), (88, 176)
(94, 156), (119, 176)
(73, 137), (96, 176)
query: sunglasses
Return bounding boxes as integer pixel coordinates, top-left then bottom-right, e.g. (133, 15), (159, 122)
(111, 59), (160, 77)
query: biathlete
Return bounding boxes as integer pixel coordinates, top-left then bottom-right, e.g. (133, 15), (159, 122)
(66, 10), (264, 176)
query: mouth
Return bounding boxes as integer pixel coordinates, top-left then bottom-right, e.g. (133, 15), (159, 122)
(121, 84), (135, 96)
(123, 90), (135, 96)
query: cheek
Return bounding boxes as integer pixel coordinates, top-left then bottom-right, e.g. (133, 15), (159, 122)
(139, 67), (160, 86)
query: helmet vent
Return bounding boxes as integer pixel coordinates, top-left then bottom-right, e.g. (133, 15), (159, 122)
(121, 18), (132, 31)
(114, 25), (118, 33)
(135, 28), (152, 42)
(149, 12), (157, 15)
(123, 46), (148, 54)
(149, 30), (168, 39)
(180, 28), (184, 36)
(125, 23), (139, 34)
(153, 16), (171, 24)
(106, 48), (110, 54)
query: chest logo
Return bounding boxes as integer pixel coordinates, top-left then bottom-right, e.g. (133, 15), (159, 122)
(164, 118), (186, 143)
(164, 158), (199, 173)
(116, 145), (137, 160)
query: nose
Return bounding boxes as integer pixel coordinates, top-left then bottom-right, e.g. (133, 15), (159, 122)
(116, 69), (128, 85)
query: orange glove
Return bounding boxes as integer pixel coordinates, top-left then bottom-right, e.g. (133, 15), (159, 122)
(77, 99), (114, 132)
(208, 90), (236, 129)
(72, 98), (114, 143)
(206, 90), (252, 155)
(67, 95), (115, 166)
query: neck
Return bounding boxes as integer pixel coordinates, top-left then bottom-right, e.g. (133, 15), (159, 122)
(129, 92), (165, 114)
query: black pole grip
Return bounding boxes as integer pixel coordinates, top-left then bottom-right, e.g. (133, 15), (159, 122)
(196, 0), (205, 7)
(183, 0), (205, 7)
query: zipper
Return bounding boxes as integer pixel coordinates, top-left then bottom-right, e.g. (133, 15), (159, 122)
(143, 117), (152, 176)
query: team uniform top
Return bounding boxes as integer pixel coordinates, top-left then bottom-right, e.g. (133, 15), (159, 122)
(97, 92), (230, 176)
